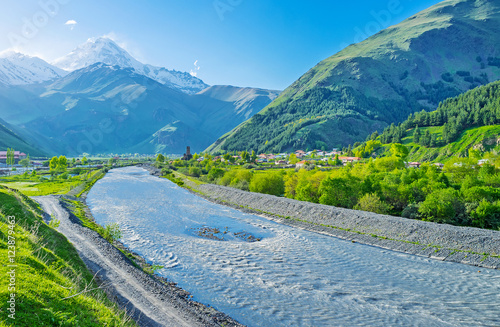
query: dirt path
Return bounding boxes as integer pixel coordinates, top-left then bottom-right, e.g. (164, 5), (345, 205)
(34, 195), (231, 327)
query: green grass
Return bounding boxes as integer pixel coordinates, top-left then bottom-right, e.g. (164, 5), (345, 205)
(0, 180), (81, 196)
(0, 188), (135, 326)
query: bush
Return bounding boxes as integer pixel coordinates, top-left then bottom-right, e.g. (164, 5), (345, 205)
(401, 203), (420, 219)
(103, 223), (122, 242)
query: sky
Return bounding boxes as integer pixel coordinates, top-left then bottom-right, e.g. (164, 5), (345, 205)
(0, 0), (443, 90)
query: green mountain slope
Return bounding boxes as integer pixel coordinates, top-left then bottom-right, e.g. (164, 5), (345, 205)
(210, 0), (500, 153)
(371, 80), (500, 162)
(0, 118), (47, 156)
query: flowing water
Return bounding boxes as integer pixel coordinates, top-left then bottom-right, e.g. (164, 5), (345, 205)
(87, 167), (500, 327)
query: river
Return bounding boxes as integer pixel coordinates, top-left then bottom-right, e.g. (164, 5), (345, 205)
(87, 167), (500, 327)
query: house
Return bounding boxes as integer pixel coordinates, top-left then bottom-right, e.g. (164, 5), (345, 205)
(275, 160), (287, 165)
(296, 160), (308, 169)
(408, 162), (421, 169)
(258, 154), (267, 159)
(478, 159), (490, 166)
(0, 151), (27, 164)
(433, 163), (444, 169)
(338, 156), (361, 164)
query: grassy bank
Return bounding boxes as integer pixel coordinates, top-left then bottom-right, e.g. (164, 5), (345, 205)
(0, 187), (135, 326)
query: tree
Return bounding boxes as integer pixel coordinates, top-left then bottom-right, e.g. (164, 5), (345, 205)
(249, 172), (284, 196)
(347, 144), (354, 157)
(156, 153), (165, 163)
(188, 167), (201, 177)
(82, 156), (88, 166)
(471, 200), (500, 230)
(19, 154), (30, 168)
(354, 193), (393, 214)
(49, 156), (58, 171)
(319, 176), (360, 209)
(207, 167), (225, 181)
(289, 153), (298, 164)
(251, 150), (257, 162)
(420, 130), (432, 147)
(241, 151), (250, 162)
(418, 188), (464, 224)
(334, 154), (342, 166)
(390, 143), (409, 159)
(412, 125), (421, 144)
(6, 148), (15, 167)
(56, 156), (68, 172)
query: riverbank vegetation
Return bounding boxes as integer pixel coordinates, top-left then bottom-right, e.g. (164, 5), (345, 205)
(157, 148), (500, 231)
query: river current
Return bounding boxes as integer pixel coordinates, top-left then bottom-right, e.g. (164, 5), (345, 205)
(87, 167), (500, 327)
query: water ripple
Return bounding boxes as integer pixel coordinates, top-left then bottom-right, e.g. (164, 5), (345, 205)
(87, 167), (500, 327)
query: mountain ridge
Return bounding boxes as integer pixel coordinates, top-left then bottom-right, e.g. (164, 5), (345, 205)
(53, 37), (209, 94)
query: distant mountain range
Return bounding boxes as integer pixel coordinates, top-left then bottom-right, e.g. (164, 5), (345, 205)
(0, 38), (279, 156)
(53, 37), (209, 95)
(0, 51), (66, 85)
(210, 0), (500, 153)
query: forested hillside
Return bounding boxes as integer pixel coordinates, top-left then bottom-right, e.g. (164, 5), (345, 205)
(373, 80), (500, 161)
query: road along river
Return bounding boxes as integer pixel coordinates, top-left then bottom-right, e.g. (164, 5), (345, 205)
(87, 167), (500, 327)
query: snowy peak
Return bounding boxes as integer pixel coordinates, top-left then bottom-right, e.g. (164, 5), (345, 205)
(53, 37), (209, 94)
(0, 51), (66, 86)
(53, 37), (143, 72)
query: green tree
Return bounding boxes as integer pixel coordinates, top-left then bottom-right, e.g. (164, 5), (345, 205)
(241, 151), (250, 162)
(412, 125), (421, 144)
(6, 148), (15, 167)
(319, 176), (360, 208)
(188, 167), (201, 177)
(49, 156), (58, 171)
(57, 156), (68, 172)
(156, 153), (165, 163)
(82, 156), (88, 165)
(419, 188), (464, 224)
(19, 154), (30, 168)
(390, 143), (409, 159)
(251, 150), (257, 162)
(354, 193), (393, 214)
(207, 168), (225, 181)
(471, 200), (500, 230)
(249, 172), (284, 196)
(289, 153), (298, 164)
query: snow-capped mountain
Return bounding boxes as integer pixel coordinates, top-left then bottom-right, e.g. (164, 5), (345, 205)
(53, 37), (209, 94)
(0, 51), (66, 85)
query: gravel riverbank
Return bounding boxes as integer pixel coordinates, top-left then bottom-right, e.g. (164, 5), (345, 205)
(140, 164), (500, 269)
(196, 184), (500, 270)
(139, 164), (500, 269)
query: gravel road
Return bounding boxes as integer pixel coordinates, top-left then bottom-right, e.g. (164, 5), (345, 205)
(33, 195), (243, 327)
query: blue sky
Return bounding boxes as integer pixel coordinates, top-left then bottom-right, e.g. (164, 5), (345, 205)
(1, 0), (442, 90)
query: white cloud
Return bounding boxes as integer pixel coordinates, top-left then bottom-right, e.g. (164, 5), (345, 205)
(65, 20), (78, 30)
(190, 60), (201, 77)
